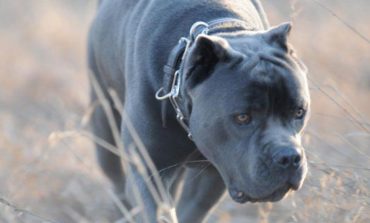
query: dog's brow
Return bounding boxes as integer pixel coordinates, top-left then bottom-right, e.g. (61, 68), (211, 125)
(244, 90), (268, 110)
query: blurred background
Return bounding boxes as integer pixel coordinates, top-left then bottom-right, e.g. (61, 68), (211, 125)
(0, 0), (369, 222)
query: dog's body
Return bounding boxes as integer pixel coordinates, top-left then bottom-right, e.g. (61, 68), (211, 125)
(88, 0), (310, 222)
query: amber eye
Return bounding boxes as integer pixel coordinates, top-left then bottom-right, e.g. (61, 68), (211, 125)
(295, 108), (305, 119)
(234, 113), (252, 125)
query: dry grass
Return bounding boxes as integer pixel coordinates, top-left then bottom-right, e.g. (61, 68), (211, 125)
(0, 0), (369, 222)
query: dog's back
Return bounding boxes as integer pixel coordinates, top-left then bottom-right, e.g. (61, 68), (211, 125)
(88, 0), (267, 100)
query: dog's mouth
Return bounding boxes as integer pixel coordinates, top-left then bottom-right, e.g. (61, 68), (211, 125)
(229, 183), (294, 204)
(227, 165), (306, 204)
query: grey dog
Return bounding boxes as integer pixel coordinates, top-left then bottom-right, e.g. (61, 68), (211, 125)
(88, 0), (310, 222)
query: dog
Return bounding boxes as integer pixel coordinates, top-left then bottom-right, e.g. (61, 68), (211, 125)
(88, 0), (310, 222)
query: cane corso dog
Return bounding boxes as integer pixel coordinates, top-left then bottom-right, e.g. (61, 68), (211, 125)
(88, 0), (310, 222)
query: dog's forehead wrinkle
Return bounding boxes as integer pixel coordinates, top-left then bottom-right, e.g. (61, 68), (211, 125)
(225, 34), (265, 55)
(224, 35), (307, 94)
(252, 59), (308, 105)
(249, 62), (275, 84)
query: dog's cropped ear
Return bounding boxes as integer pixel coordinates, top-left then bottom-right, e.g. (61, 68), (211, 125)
(264, 22), (292, 51)
(184, 34), (231, 85)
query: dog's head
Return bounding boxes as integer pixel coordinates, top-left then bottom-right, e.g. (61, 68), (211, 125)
(181, 23), (310, 203)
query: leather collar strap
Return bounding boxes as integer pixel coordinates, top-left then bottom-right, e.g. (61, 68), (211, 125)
(156, 18), (253, 140)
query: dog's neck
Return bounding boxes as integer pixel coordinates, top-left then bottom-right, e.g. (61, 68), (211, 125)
(156, 18), (256, 139)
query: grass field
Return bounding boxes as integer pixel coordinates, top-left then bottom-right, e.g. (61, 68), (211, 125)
(0, 0), (369, 222)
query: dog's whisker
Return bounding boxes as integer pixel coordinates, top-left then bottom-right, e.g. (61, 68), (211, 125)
(186, 164), (212, 183)
(148, 160), (211, 180)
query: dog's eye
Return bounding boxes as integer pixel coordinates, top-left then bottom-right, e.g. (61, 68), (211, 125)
(234, 113), (252, 125)
(294, 108), (305, 119)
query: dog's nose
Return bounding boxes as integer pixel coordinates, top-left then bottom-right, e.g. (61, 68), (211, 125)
(273, 147), (302, 169)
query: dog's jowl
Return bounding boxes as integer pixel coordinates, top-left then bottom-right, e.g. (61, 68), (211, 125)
(88, 0), (310, 222)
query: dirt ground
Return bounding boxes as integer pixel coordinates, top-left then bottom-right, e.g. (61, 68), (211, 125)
(0, 0), (369, 222)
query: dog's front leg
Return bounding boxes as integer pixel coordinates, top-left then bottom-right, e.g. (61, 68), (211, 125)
(127, 163), (181, 223)
(176, 165), (226, 223)
(126, 167), (159, 223)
